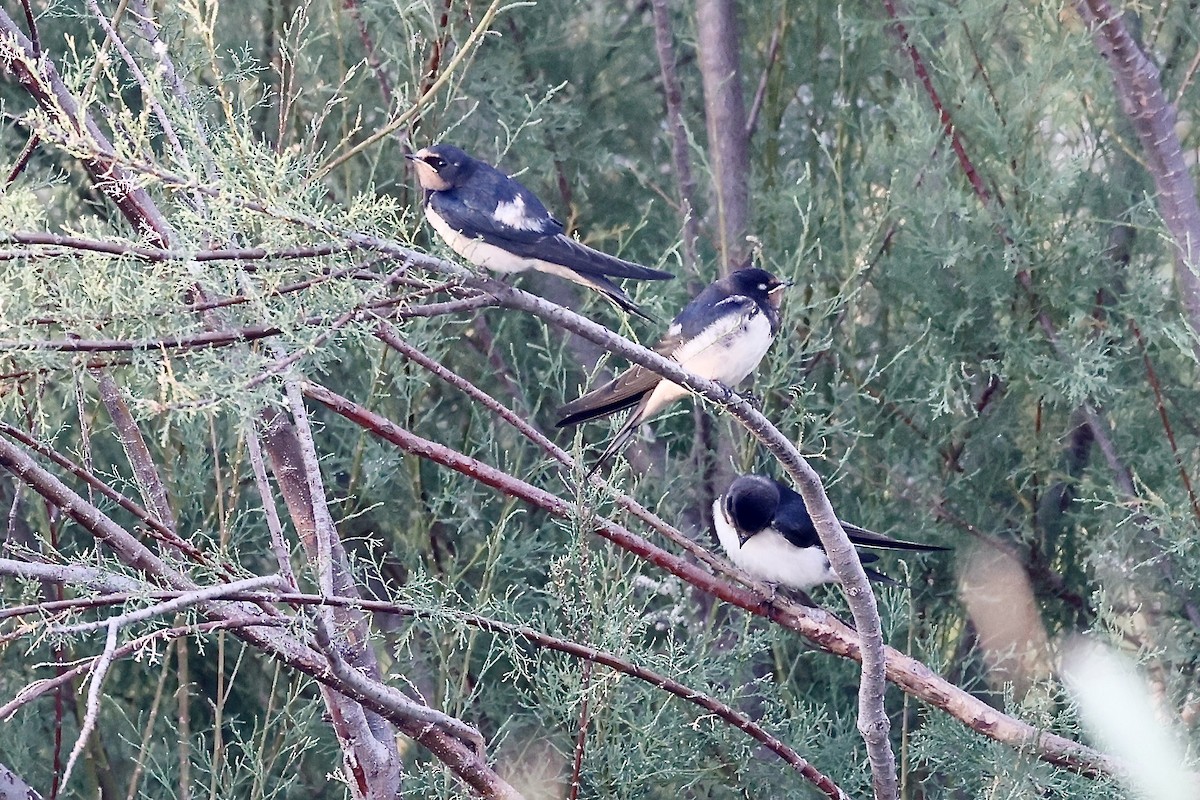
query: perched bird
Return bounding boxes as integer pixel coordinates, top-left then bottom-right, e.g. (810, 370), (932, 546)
(713, 474), (948, 593)
(556, 267), (789, 471)
(407, 144), (673, 319)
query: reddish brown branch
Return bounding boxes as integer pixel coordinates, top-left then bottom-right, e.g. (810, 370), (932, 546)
(1130, 320), (1200, 522)
(342, 0), (395, 107)
(880, 0), (997, 209)
(93, 373), (177, 532)
(5, 133), (40, 187)
(301, 380), (1118, 779)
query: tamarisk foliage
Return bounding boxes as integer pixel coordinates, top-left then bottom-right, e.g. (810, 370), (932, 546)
(0, 0), (1196, 798)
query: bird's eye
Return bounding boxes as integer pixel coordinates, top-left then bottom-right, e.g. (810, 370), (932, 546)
(426, 156), (446, 169)
(758, 283), (767, 291)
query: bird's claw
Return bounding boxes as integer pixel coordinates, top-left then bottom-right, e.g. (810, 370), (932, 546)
(758, 582), (781, 610)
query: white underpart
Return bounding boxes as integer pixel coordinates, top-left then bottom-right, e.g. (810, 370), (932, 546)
(713, 500), (838, 591)
(425, 206), (602, 289)
(642, 299), (774, 418)
(426, 206), (533, 273)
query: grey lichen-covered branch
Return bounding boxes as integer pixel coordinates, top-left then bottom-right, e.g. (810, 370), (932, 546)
(1077, 0), (1200, 361)
(0, 436), (518, 798)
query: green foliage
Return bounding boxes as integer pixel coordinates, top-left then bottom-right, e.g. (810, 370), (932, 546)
(0, 0), (1197, 798)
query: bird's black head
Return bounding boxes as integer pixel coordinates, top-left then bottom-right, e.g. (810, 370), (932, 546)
(724, 474), (782, 545)
(726, 267), (790, 310)
(406, 144), (474, 191)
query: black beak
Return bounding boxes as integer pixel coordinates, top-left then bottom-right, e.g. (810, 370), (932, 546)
(404, 153), (419, 161)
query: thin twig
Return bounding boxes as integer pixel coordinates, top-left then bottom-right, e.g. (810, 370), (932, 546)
(313, 0), (503, 182)
(745, 13), (786, 139)
(246, 425), (299, 589)
(0, 231), (357, 262)
(4, 133), (39, 186)
(51, 575), (287, 636)
(58, 619), (118, 789)
(84, 0), (187, 162)
(342, 0), (395, 107)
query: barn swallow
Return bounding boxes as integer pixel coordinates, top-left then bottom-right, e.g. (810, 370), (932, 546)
(407, 144), (673, 319)
(556, 268), (788, 471)
(713, 474), (948, 592)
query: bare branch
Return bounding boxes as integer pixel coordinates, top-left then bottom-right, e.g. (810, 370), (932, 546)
(59, 620), (118, 790)
(93, 373), (177, 532)
(0, 231), (358, 262)
(880, 0), (997, 209)
(1076, 0), (1200, 361)
(84, 0), (187, 163)
(745, 16), (785, 139)
(341, 0), (395, 108)
(0, 558), (146, 594)
(301, 379), (1119, 779)
(52, 575), (288, 636)
(0, 759), (43, 800)
(245, 426), (299, 589)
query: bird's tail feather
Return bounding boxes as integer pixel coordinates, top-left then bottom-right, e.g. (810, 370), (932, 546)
(536, 236), (674, 281)
(843, 522), (950, 553)
(585, 414), (641, 478)
(594, 281), (657, 322)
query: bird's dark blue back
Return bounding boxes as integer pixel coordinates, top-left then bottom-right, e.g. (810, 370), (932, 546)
(670, 279), (746, 339)
(771, 480), (824, 550)
(671, 269), (782, 340)
(428, 157), (563, 243)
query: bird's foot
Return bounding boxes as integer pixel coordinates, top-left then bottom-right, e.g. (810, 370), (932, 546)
(742, 391), (763, 411)
(713, 381), (737, 403)
(758, 582), (781, 610)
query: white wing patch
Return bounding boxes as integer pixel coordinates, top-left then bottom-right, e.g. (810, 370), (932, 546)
(493, 196), (543, 231)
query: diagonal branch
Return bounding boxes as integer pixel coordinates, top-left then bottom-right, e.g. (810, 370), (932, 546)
(302, 380), (1119, 780)
(0, 8), (173, 245)
(1077, 0), (1200, 361)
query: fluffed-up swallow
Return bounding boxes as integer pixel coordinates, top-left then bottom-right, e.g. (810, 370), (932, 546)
(713, 474), (948, 593)
(407, 144), (673, 319)
(556, 268), (789, 471)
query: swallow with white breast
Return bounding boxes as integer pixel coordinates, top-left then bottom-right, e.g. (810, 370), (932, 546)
(555, 268), (789, 472)
(407, 144), (673, 320)
(713, 474), (948, 594)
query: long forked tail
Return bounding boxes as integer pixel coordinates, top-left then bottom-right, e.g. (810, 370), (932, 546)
(577, 272), (658, 322)
(585, 413), (642, 478)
